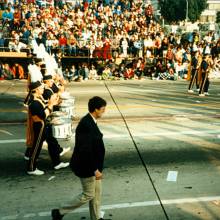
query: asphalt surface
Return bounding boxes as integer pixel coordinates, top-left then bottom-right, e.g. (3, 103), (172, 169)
(0, 79), (220, 220)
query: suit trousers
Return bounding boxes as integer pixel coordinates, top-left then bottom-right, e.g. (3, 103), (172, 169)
(60, 176), (102, 220)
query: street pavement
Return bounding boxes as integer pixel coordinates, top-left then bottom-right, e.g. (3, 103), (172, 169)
(0, 79), (220, 220)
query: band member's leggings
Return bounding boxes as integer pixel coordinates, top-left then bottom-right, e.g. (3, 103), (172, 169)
(27, 122), (62, 171)
(188, 69), (199, 90)
(199, 72), (210, 95)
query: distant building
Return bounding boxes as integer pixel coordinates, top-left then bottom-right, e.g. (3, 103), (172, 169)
(200, 0), (220, 23)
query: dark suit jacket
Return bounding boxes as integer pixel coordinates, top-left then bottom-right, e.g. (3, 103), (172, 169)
(70, 113), (105, 178)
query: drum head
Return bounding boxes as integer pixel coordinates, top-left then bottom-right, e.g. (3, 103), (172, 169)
(51, 118), (71, 125)
(51, 111), (69, 117)
(60, 92), (75, 100)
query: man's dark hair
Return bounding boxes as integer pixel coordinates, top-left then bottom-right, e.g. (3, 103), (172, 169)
(88, 96), (107, 113)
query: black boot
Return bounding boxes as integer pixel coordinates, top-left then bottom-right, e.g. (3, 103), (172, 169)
(51, 209), (64, 220)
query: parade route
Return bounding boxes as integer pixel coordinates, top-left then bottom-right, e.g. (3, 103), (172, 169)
(0, 79), (220, 220)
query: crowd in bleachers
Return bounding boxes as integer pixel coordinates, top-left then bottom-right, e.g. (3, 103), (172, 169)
(0, 0), (220, 81)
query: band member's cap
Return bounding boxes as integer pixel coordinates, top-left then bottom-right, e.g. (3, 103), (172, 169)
(30, 81), (42, 91)
(40, 64), (46, 69)
(43, 75), (53, 81)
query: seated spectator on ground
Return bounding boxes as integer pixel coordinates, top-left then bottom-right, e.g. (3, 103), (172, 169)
(134, 58), (145, 79)
(11, 63), (25, 79)
(2, 64), (14, 80)
(69, 64), (78, 81)
(175, 61), (185, 79)
(124, 67), (134, 80)
(101, 65), (112, 80)
(63, 68), (73, 82)
(88, 65), (98, 80)
(76, 64), (88, 81)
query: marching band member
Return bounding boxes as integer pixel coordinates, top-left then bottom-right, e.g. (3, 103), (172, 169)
(199, 55), (212, 97)
(43, 74), (71, 156)
(27, 81), (69, 176)
(24, 58), (44, 159)
(188, 51), (200, 93)
(43, 75), (57, 101)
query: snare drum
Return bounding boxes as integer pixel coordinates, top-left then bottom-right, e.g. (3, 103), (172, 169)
(51, 118), (73, 139)
(59, 103), (75, 118)
(60, 93), (75, 104)
(61, 98), (75, 106)
(50, 111), (69, 119)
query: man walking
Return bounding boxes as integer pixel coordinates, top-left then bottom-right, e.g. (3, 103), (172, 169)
(52, 96), (107, 220)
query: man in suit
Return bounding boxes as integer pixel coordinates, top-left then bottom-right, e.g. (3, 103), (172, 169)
(52, 96), (107, 220)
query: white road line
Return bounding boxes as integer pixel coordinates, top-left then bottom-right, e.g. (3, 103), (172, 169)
(23, 213), (36, 218)
(1, 215), (18, 220)
(0, 130), (13, 136)
(1, 196), (220, 219)
(0, 139), (25, 144)
(0, 129), (220, 144)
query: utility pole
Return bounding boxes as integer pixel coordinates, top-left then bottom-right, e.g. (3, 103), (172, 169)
(186, 0), (189, 22)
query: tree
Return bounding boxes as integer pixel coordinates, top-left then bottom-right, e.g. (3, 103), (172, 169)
(159, 0), (208, 23)
(216, 11), (220, 23)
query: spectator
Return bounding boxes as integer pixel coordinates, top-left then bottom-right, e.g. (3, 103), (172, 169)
(63, 67), (74, 82)
(89, 65), (98, 80)
(2, 8), (13, 28)
(59, 34), (67, 55)
(2, 64), (14, 80)
(12, 63), (25, 79)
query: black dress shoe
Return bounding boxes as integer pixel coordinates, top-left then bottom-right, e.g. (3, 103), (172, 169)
(51, 209), (64, 220)
(99, 219), (112, 220)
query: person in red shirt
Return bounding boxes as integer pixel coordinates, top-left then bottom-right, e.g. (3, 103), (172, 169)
(13, 8), (21, 30)
(59, 34), (67, 55)
(103, 38), (112, 60)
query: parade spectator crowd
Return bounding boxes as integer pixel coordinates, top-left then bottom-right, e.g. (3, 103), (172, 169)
(0, 0), (220, 81)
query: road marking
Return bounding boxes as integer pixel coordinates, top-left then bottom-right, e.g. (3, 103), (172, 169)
(0, 129), (220, 144)
(1, 215), (18, 220)
(23, 213), (36, 218)
(0, 99), (220, 113)
(1, 196), (220, 219)
(38, 212), (50, 217)
(0, 130), (13, 136)
(0, 139), (26, 144)
(167, 171), (178, 182)
(48, 176), (55, 181)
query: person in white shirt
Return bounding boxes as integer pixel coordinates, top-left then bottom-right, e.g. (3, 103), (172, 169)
(121, 37), (128, 58)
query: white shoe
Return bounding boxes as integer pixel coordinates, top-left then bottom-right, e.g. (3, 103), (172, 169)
(204, 92), (209, 96)
(60, 147), (71, 156)
(27, 168), (45, 176)
(188, 90), (194, 93)
(24, 156), (30, 161)
(199, 94), (205, 97)
(54, 162), (69, 170)
(196, 89), (200, 92)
